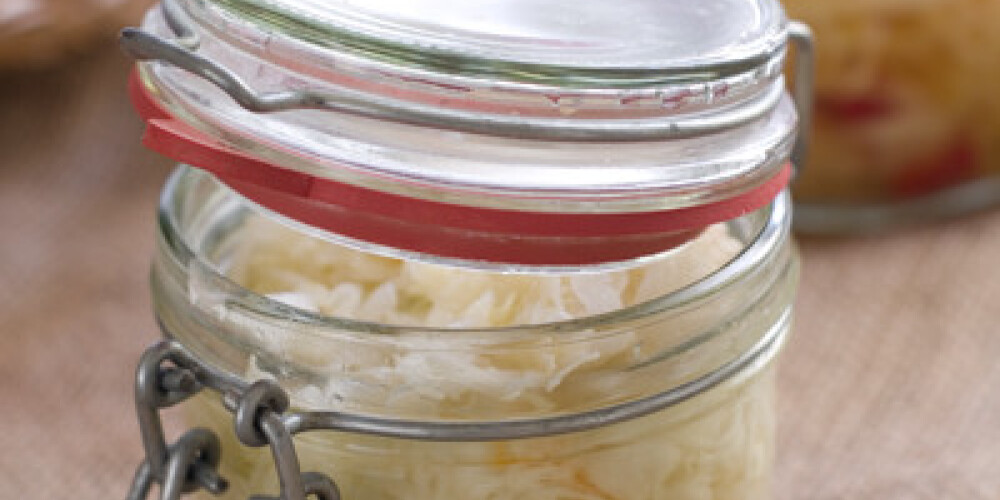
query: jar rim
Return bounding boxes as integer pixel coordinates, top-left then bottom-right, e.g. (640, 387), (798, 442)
(159, 167), (792, 337)
(190, 0), (790, 89)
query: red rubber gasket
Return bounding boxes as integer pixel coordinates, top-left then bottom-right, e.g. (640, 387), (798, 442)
(130, 70), (790, 265)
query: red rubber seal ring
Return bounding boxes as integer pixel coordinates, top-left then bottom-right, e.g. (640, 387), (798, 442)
(130, 70), (790, 265)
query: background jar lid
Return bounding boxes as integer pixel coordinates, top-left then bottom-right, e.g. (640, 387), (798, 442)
(122, 0), (809, 266)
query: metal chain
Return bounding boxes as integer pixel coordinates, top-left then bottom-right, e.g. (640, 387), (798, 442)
(224, 380), (340, 500)
(126, 341), (338, 500)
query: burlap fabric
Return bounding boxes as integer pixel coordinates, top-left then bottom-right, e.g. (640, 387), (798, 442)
(0, 0), (152, 68)
(2, 49), (998, 500)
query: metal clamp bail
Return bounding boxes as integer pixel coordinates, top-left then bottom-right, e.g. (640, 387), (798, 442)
(120, 0), (812, 145)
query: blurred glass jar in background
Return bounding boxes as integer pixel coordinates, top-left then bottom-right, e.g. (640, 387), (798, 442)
(784, 0), (1000, 232)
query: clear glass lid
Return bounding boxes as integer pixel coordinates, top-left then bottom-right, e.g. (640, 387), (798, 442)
(121, 0), (811, 265)
(128, 0), (800, 206)
(210, 0), (788, 84)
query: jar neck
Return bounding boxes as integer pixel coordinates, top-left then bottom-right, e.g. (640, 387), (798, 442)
(150, 166), (798, 424)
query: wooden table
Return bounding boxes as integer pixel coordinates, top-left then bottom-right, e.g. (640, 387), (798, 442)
(2, 47), (998, 500)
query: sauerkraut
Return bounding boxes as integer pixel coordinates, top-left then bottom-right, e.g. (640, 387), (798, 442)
(230, 217), (743, 328)
(786, 0), (1000, 202)
(184, 216), (781, 500)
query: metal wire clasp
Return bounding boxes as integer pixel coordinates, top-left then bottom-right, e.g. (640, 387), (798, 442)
(125, 341), (339, 500)
(787, 21), (815, 173)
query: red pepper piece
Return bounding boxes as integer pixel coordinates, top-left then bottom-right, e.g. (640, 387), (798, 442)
(816, 93), (895, 123)
(890, 137), (979, 199)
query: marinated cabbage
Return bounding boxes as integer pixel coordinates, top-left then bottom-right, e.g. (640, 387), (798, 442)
(185, 216), (779, 500)
(229, 217), (743, 328)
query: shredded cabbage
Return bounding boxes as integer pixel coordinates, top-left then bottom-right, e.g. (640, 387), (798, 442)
(186, 217), (777, 500)
(229, 217), (742, 328)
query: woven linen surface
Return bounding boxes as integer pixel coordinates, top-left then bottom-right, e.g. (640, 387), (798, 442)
(1, 49), (999, 500)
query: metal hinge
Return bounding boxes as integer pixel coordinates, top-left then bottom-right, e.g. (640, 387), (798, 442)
(125, 340), (339, 500)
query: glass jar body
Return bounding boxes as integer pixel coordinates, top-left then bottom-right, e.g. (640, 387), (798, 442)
(151, 167), (799, 500)
(184, 366), (778, 500)
(787, 0), (1000, 231)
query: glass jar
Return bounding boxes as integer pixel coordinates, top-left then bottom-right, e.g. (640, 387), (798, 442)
(785, 0), (1000, 232)
(119, 1), (809, 499)
(152, 167), (798, 500)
